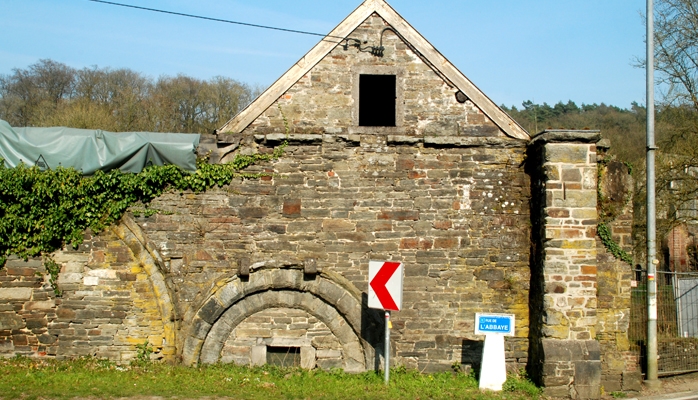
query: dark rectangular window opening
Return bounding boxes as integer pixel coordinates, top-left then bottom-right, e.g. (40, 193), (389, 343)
(266, 346), (301, 367)
(359, 74), (396, 127)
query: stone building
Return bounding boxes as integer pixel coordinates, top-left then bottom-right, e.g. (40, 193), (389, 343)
(0, 0), (639, 397)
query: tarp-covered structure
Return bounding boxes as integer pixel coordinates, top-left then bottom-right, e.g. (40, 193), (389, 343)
(0, 119), (200, 174)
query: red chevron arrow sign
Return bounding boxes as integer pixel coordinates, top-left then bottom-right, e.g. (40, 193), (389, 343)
(368, 261), (404, 311)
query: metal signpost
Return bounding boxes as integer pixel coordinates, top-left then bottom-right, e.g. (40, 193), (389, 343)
(475, 313), (515, 391)
(645, 0), (660, 389)
(368, 261), (404, 385)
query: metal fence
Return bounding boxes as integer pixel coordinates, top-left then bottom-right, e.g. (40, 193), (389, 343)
(630, 269), (698, 376)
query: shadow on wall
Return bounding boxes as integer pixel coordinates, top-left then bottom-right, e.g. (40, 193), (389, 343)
(461, 339), (485, 378)
(524, 140), (546, 386)
(361, 292), (385, 371)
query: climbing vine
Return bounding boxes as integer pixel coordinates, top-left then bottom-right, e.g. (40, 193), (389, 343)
(597, 222), (633, 264)
(0, 143), (286, 270)
(596, 157), (634, 264)
(42, 256), (62, 296)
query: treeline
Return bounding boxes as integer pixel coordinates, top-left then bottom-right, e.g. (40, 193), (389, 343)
(502, 100), (647, 167)
(0, 59), (260, 134)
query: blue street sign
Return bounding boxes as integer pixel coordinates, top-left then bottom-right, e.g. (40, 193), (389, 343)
(475, 313), (515, 336)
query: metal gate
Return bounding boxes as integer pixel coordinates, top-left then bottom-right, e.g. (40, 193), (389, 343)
(630, 269), (698, 376)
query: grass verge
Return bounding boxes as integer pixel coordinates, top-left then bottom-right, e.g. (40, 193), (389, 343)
(0, 357), (541, 400)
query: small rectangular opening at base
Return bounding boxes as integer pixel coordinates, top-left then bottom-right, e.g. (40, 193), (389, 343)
(266, 346), (301, 367)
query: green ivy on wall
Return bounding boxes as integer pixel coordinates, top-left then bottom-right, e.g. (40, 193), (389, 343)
(0, 143), (286, 269)
(597, 222), (633, 264)
(596, 159), (633, 264)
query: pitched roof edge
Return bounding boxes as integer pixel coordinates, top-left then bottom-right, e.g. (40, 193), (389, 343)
(217, 1), (376, 134)
(217, 0), (530, 141)
(373, 1), (529, 141)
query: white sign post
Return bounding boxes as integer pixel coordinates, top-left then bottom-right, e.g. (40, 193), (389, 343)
(475, 313), (515, 391)
(368, 261), (404, 385)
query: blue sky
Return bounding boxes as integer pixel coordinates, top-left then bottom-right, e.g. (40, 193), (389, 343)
(1, 0), (647, 109)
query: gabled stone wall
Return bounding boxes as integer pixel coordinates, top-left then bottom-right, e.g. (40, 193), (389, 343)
(0, 9), (641, 399)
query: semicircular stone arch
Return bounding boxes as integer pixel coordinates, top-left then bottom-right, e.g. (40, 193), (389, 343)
(110, 216), (177, 360)
(182, 268), (369, 372)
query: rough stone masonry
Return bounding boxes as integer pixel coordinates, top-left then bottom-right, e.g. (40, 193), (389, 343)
(0, 4), (639, 399)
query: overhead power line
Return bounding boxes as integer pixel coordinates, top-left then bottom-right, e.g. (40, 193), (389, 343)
(87, 0), (346, 42)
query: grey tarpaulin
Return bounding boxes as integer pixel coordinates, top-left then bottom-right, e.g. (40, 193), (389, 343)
(0, 119), (200, 174)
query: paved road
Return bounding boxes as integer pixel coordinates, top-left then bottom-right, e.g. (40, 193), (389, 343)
(632, 391), (698, 400)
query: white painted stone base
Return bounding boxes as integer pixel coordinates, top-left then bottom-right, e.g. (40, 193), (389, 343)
(479, 334), (507, 391)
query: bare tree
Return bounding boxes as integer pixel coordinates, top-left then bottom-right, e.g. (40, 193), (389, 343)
(201, 76), (258, 133)
(648, 0), (698, 229)
(0, 59), (259, 134)
(654, 0), (698, 110)
(0, 59), (75, 126)
(151, 75), (208, 133)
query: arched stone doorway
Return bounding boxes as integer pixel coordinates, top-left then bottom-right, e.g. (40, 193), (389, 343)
(182, 268), (372, 372)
